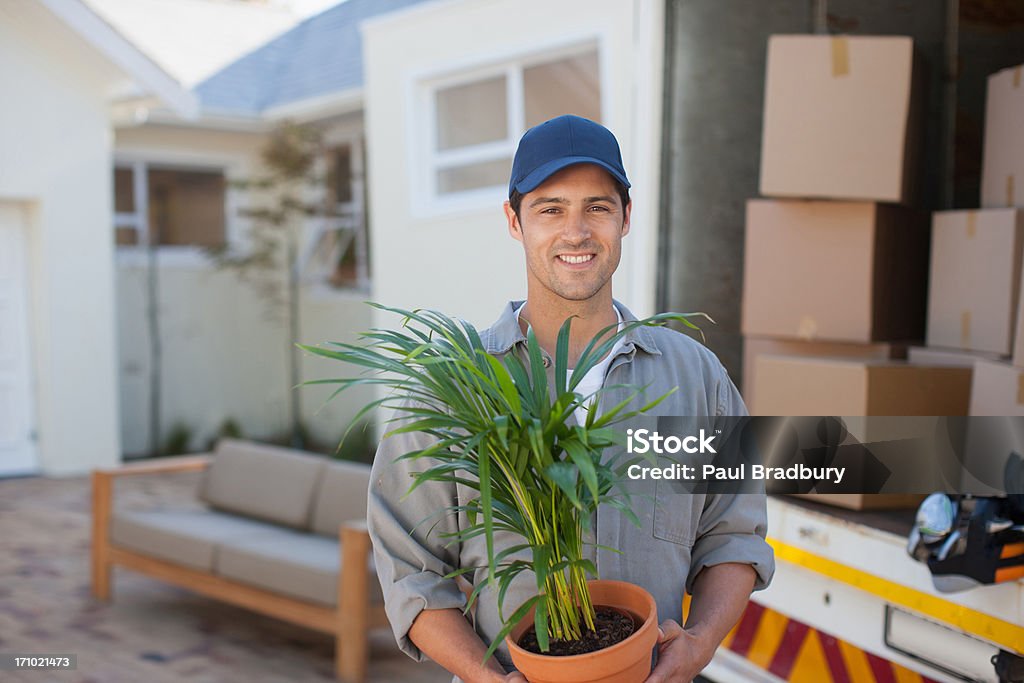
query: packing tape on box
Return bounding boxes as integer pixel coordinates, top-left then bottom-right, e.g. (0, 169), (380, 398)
(797, 315), (818, 340)
(1017, 373), (1024, 404)
(831, 36), (850, 77)
(961, 310), (971, 347)
(966, 211), (977, 238)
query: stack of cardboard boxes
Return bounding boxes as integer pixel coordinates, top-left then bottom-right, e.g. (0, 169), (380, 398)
(740, 35), (979, 509)
(938, 64), (1024, 416)
(743, 35), (973, 417)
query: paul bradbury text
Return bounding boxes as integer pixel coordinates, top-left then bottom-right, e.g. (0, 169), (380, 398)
(626, 463), (847, 484)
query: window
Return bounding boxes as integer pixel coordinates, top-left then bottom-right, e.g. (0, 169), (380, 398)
(424, 46), (602, 205)
(297, 139), (370, 291)
(113, 163), (226, 249)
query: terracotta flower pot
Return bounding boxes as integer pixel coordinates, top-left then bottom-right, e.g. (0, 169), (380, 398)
(506, 580), (659, 683)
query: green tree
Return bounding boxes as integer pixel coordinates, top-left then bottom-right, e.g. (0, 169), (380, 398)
(210, 121), (334, 448)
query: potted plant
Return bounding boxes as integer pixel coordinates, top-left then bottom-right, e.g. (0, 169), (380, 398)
(301, 303), (706, 683)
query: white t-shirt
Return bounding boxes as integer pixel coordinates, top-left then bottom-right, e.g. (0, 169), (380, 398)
(514, 304), (625, 425)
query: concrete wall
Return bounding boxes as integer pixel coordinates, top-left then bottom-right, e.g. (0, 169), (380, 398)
(0, 9), (123, 475)
(114, 121), (372, 456)
(362, 0), (663, 331)
(115, 263), (372, 454)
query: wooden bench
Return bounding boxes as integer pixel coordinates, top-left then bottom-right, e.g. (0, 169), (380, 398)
(91, 442), (389, 682)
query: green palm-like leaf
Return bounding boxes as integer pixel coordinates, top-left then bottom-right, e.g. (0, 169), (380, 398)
(301, 302), (707, 659)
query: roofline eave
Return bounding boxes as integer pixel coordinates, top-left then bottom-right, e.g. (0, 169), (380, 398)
(263, 87), (364, 123)
(40, 0), (199, 119)
(112, 103), (270, 133)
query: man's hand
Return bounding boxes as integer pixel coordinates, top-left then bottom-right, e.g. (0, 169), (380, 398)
(645, 619), (713, 683)
(645, 563), (758, 682)
(500, 674), (528, 682)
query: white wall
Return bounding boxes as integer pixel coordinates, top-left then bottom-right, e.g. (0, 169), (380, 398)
(362, 0), (664, 330)
(114, 122), (373, 455)
(115, 264), (373, 454)
(0, 10), (124, 475)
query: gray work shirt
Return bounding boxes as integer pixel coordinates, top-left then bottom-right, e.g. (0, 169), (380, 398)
(366, 300), (775, 679)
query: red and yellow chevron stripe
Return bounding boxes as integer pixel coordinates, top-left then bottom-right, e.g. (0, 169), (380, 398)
(719, 601), (941, 683)
(997, 542), (1024, 583)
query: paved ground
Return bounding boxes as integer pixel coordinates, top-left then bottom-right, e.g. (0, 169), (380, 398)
(0, 472), (450, 683)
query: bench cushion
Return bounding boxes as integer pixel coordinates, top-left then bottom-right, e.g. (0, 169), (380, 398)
(215, 528), (382, 606)
(200, 439), (326, 529)
(311, 460), (372, 537)
(109, 508), (283, 571)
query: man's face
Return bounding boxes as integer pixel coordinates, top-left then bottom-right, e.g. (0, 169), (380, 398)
(504, 164), (631, 305)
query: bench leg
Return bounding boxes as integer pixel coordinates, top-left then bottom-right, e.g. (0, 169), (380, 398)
(336, 628), (368, 683)
(337, 524), (371, 682)
(91, 472), (112, 601)
(92, 556), (112, 600)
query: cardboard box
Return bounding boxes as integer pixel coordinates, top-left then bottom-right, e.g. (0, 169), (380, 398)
(964, 359), (1024, 495)
(908, 346), (1004, 367)
(760, 35), (922, 204)
(743, 336), (907, 408)
(981, 64), (1024, 209)
(1013, 266), (1024, 367)
(927, 209), (1024, 355)
(742, 199), (929, 343)
(754, 358), (969, 498)
(753, 356), (971, 418)
(969, 358), (1024, 416)
(754, 355), (969, 508)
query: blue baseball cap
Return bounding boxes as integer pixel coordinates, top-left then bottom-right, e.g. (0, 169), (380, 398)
(508, 115), (630, 197)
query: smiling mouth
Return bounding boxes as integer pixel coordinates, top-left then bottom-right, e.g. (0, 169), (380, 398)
(557, 254), (595, 265)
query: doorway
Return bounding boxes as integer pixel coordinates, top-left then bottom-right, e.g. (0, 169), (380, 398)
(0, 202), (39, 476)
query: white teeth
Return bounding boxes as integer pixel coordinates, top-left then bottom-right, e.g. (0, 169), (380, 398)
(559, 254), (594, 265)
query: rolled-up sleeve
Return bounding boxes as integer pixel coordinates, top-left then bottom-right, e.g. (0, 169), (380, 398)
(686, 492), (775, 592)
(686, 361), (776, 592)
(366, 408), (468, 661)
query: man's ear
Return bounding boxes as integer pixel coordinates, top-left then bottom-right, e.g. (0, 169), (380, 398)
(504, 201), (523, 242)
(621, 200), (632, 237)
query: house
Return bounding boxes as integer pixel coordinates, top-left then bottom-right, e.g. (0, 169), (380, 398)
(0, 0), (195, 476)
(361, 0), (665, 327)
(110, 0), (666, 456)
(111, 0), (427, 457)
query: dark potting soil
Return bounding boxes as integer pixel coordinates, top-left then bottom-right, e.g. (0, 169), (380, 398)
(518, 607), (637, 656)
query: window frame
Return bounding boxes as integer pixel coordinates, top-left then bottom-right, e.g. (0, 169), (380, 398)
(296, 131), (372, 294)
(112, 155), (239, 269)
(411, 38), (608, 218)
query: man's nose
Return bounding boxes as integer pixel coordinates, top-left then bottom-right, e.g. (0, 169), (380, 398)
(561, 210), (591, 242)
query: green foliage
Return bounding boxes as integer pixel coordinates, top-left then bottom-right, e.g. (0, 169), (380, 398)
(205, 417), (244, 452)
(203, 120), (335, 449)
(300, 303), (706, 660)
(204, 121), (330, 319)
(218, 417), (243, 440)
(163, 421), (193, 455)
(332, 419), (377, 464)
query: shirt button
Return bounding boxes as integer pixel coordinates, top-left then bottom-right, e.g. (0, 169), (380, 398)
(542, 356), (551, 368)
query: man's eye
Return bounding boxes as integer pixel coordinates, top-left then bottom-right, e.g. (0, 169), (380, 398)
(541, 207), (560, 214)
(589, 205), (610, 212)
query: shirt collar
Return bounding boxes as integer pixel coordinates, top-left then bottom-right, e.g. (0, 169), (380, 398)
(483, 299), (661, 357)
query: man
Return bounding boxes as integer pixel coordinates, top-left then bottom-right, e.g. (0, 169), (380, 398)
(368, 115), (774, 682)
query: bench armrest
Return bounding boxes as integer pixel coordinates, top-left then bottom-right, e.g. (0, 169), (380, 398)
(340, 520), (372, 567)
(94, 454), (213, 478)
(92, 455), (212, 563)
(340, 519), (368, 535)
